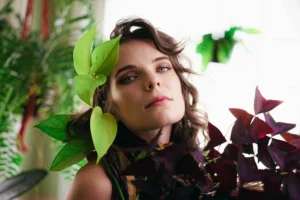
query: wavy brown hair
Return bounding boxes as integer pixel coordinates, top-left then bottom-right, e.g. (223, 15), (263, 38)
(68, 18), (208, 150)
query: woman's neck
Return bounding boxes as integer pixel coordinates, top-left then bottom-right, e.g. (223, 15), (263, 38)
(134, 125), (172, 144)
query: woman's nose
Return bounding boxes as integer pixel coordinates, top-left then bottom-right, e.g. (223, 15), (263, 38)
(144, 74), (160, 91)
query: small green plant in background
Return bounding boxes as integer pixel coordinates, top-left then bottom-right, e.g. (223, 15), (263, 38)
(196, 26), (260, 72)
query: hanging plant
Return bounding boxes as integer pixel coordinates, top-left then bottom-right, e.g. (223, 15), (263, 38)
(0, 0), (95, 180)
(196, 26), (260, 72)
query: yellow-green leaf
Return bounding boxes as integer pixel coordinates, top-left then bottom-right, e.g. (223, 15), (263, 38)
(73, 22), (98, 75)
(90, 35), (121, 76)
(73, 74), (106, 107)
(240, 28), (261, 34)
(90, 106), (117, 163)
(50, 139), (94, 171)
(34, 114), (72, 141)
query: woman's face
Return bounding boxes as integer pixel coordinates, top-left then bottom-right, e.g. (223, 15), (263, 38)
(109, 40), (185, 133)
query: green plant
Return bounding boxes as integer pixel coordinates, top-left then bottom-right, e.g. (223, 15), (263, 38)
(196, 26), (260, 72)
(0, 0), (94, 180)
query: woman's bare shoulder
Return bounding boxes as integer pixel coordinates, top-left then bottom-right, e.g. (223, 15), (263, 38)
(65, 160), (112, 200)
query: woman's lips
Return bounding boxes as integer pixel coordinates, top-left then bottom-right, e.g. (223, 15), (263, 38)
(146, 96), (171, 108)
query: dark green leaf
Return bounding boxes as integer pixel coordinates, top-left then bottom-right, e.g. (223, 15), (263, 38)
(50, 139), (94, 171)
(34, 114), (72, 141)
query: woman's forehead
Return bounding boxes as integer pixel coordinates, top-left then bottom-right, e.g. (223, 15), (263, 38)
(112, 40), (166, 71)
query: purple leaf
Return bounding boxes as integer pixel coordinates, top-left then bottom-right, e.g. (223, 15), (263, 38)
(203, 122), (226, 151)
(267, 145), (287, 171)
(122, 157), (157, 178)
(287, 173), (300, 200)
(205, 148), (221, 161)
(191, 147), (205, 166)
(237, 152), (261, 184)
(264, 112), (296, 134)
(248, 117), (274, 141)
(285, 148), (300, 170)
(257, 137), (276, 170)
(254, 86), (283, 115)
(230, 117), (253, 144)
(291, 139), (300, 148)
(271, 138), (297, 152)
(281, 132), (300, 143)
(206, 160), (237, 194)
(229, 108), (254, 128)
(176, 153), (207, 184)
(242, 144), (254, 154)
(221, 143), (239, 161)
(262, 170), (282, 196)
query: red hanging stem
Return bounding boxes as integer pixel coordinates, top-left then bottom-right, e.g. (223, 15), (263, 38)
(21, 0), (35, 41)
(18, 93), (36, 152)
(41, 0), (49, 40)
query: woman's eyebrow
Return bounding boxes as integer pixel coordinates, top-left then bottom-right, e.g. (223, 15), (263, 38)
(115, 56), (169, 78)
(115, 65), (136, 78)
(152, 56), (169, 63)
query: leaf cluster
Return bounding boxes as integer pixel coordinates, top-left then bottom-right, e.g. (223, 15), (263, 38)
(196, 26), (260, 72)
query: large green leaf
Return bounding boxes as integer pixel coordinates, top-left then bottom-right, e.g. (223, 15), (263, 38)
(196, 34), (214, 72)
(90, 35), (121, 76)
(34, 114), (72, 141)
(50, 139), (94, 171)
(73, 74), (106, 107)
(90, 106), (117, 163)
(73, 22), (98, 75)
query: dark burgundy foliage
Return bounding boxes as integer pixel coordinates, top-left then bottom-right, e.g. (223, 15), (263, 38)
(257, 137), (276, 170)
(204, 122), (227, 151)
(281, 132), (300, 143)
(241, 144), (254, 154)
(254, 86), (283, 115)
(221, 144), (239, 161)
(287, 173), (300, 200)
(121, 86), (300, 199)
(230, 117), (253, 144)
(248, 117), (274, 141)
(264, 112), (296, 134)
(229, 108), (254, 128)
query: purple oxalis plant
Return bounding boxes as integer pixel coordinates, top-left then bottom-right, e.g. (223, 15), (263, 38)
(121, 86), (300, 199)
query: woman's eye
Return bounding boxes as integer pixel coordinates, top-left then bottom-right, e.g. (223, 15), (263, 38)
(120, 76), (136, 84)
(157, 66), (170, 73)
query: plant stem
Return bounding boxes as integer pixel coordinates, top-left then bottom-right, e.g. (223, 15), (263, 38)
(103, 157), (125, 200)
(41, 0), (49, 40)
(21, 0), (35, 41)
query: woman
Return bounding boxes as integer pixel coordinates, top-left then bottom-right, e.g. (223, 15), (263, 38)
(65, 18), (207, 200)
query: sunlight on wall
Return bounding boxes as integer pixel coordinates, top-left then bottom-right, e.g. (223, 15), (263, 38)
(102, 0), (300, 138)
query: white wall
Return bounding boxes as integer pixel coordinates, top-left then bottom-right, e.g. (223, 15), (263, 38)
(101, 0), (300, 139)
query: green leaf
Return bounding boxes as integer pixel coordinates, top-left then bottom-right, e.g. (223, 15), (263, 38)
(217, 39), (235, 64)
(224, 27), (241, 39)
(34, 114), (72, 141)
(90, 106), (117, 163)
(196, 34), (214, 72)
(90, 35), (121, 76)
(135, 151), (148, 161)
(73, 22), (98, 75)
(240, 28), (261, 34)
(50, 139), (94, 171)
(73, 74), (106, 107)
